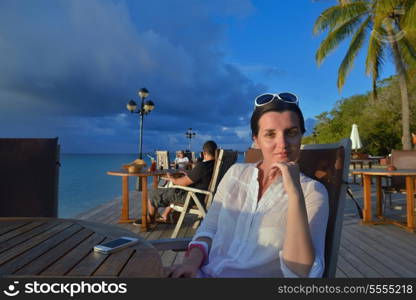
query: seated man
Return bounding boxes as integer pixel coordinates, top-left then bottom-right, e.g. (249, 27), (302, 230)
(133, 140), (217, 225)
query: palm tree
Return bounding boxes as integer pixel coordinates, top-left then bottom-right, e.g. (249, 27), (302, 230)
(313, 0), (416, 150)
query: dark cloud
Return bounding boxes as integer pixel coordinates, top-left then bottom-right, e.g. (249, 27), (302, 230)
(0, 0), (263, 152)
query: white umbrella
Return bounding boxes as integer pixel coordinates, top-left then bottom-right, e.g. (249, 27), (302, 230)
(350, 123), (362, 151)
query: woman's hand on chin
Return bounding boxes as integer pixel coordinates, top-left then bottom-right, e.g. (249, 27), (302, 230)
(270, 161), (301, 193)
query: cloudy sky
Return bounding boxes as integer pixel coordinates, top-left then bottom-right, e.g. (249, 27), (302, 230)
(0, 0), (395, 153)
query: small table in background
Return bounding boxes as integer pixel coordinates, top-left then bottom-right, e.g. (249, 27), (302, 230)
(351, 168), (416, 232)
(107, 169), (180, 232)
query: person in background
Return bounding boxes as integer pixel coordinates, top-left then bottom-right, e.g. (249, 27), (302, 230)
(134, 140), (218, 224)
(172, 150), (190, 169)
(166, 92), (329, 278)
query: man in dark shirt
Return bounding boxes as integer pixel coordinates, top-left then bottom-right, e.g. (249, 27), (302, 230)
(133, 140), (217, 225)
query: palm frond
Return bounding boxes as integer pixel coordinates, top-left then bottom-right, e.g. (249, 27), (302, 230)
(371, 0), (406, 34)
(397, 37), (416, 69)
(316, 15), (365, 65)
(402, 0), (416, 33)
(399, 36), (416, 59)
(366, 26), (385, 82)
(374, 0), (403, 13)
(313, 1), (369, 35)
(337, 16), (371, 91)
(384, 20), (409, 76)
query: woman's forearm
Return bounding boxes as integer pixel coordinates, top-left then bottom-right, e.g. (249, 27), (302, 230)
(282, 188), (315, 277)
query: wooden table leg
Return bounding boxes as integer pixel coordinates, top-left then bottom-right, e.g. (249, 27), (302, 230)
(119, 176), (132, 223)
(141, 176), (148, 232)
(362, 174), (372, 224)
(405, 176), (415, 231)
(153, 175), (158, 189)
(352, 162), (357, 184)
(376, 176), (382, 218)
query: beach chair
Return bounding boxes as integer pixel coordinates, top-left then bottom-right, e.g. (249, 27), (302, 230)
(168, 149), (238, 238)
(0, 138), (60, 217)
(151, 138), (351, 278)
(156, 150), (170, 170)
(382, 150), (416, 209)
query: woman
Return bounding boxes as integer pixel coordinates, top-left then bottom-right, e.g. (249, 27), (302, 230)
(166, 92), (329, 278)
(173, 150), (190, 169)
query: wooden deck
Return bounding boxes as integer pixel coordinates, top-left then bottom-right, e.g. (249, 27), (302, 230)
(74, 176), (416, 278)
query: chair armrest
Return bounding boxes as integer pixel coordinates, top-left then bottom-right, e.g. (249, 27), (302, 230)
(149, 237), (191, 251)
(169, 184), (211, 195)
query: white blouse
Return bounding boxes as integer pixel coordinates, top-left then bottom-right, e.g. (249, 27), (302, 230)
(174, 157), (189, 169)
(193, 163), (329, 278)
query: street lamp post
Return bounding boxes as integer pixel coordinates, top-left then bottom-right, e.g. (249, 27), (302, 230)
(127, 88), (155, 190)
(185, 128), (196, 151)
(126, 88), (155, 159)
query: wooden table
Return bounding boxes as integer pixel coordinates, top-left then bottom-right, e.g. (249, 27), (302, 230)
(0, 217), (163, 277)
(351, 169), (416, 232)
(107, 169), (179, 232)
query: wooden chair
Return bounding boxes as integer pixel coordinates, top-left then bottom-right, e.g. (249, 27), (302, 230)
(168, 149), (238, 238)
(182, 151), (194, 170)
(0, 138), (60, 217)
(183, 151), (193, 162)
(151, 139), (351, 278)
(155, 150), (170, 170)
(300, 138), (351, 277)
(382, 150), (416, 208)
(244, 147), (262, 163)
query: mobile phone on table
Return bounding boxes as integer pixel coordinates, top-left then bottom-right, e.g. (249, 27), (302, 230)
(93, 237), (138, 254)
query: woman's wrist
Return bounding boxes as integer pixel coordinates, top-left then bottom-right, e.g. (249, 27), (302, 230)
(185, 241), (209, 268)
(183, 247), (205, 269)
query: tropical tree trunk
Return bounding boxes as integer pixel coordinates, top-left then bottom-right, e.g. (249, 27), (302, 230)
(386, 26), (412, 150)
(397, 72), (411, 150)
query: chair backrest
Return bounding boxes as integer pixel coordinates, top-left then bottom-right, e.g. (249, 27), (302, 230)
(155, 150), (170, 170)
(301, 138), (351, 278)
(204, 149), (238, 209)
(391, 150), (416, 189)
(184, 151), (193, 163)
(0, 138), (60, 217)
(241, 139), (351, 278)
(244, 148), (262, 163)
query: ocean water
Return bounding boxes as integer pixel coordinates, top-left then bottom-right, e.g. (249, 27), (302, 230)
(58, 153), (244, 218)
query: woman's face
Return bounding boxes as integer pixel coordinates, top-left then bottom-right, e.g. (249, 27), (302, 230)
(253, 111), (302, 164)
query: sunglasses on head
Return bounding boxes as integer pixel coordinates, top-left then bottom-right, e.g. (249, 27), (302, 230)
(254, 92), (298, 107)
